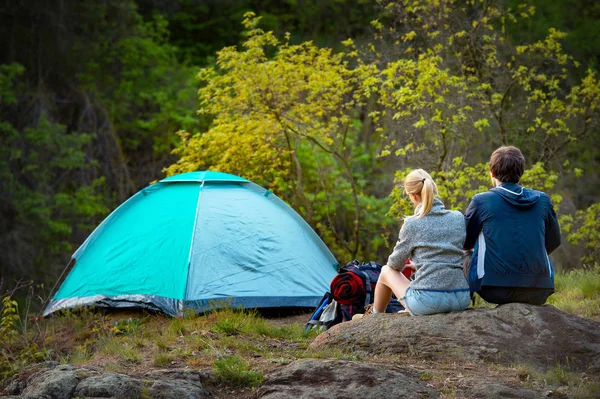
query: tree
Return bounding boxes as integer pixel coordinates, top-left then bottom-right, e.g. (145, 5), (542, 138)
(168, 13), (395, 260)
(170, 3), (600, 266)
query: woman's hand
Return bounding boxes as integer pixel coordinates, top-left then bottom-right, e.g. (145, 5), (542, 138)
(404, 259), (416, 271)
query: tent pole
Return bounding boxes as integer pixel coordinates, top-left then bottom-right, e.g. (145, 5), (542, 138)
(37, 257), (75, 319)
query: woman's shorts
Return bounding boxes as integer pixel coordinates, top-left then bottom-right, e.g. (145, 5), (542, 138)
(401, 287), (470, 316)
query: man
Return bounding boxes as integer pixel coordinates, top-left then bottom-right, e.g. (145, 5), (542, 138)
(463, 146), (561, 305)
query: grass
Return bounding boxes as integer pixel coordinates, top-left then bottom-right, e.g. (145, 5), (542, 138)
(472, 264), (600, 320)
(152, 352), (175, 366)
(212, 355), (264, 387)
(516, 362), (600, 399)
(547, 265), (600, 320)
(419, 371), (434, 381)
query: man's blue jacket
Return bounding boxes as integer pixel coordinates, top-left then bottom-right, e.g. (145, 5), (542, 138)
(464, 182), (561, 292)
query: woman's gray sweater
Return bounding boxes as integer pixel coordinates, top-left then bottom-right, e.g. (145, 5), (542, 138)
(387, 198), (469, 291)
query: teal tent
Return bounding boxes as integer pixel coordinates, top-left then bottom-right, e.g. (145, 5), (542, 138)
(44, 171), (338, 317)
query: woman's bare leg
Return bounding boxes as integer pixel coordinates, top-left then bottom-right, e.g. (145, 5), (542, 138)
(373, 265), (411, 312)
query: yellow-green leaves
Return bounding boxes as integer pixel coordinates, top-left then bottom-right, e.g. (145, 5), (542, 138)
(166, 14), (393, 260)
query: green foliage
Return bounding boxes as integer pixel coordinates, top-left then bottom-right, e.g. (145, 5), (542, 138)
(0, 296), (19, 344)
(1, 0), (201, 288)
(168, 12), (394, 260)
(0, 296), (52, 379)
(212, 355), (264, 387)
(507, 0), (600, 72)
(143, 0), (377, 66)
(559, 204), (600, 264)
(168, 3), (600, 265)
(0, 64), (109, 284)
(76, 1), (199, 155)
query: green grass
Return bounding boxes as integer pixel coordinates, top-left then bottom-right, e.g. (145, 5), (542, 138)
(419, 371), (434, 381)
(67, 346), (92, 366)
(516, 362), (600, 399)
(96, 335), (126, 356)
(121, 346), (141, 364)
(547, 265), (600, 320)
(212, 355), (264, 387)
(152, 352), (175, 366)
(472, 265), (600, 320)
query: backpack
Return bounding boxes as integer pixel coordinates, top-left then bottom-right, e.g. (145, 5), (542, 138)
(305, 260), (405, 333)
(305, 292), (342, 333)
(336, 260), (404, 321)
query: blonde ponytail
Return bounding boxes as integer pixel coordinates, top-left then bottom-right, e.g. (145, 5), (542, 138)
(403, 169), (437, 218)
(420, 178), (434, 217)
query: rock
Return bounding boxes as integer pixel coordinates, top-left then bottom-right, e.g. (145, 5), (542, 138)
(145, 378), (210, 399)
(309, 303), (600, 373)
(460, 378), (542, 398)
(2, 362), (212, 399)
(143, 369), (212, 399)
(257, 359), (438, 399)
(73, 373), (142, 398)
(20, 364), (80, 399)
(2, 362), (60, 396)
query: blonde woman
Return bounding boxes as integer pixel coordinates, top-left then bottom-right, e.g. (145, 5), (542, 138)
(365, 169), (470, 316)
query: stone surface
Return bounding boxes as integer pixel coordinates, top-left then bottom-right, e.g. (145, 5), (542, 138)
(2, 362), (211, 399)
(143, 370), (211, 399)
(459, 378), (542, 398)
(309, 303), (600, 373)
(20, 365), (80, 399)
(257, 359), (438, 399)
(73, 373), (142, 398)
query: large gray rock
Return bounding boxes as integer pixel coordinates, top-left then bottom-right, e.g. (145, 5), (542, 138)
(20, 364), (81, 399)
(310, 304), (600, 373)
(143, 370), (211, 399)
(2, 362), (60, 396)
(257, 359), (438, 399)
(73, 373), (142, 398)
(2, 362), (211, 399)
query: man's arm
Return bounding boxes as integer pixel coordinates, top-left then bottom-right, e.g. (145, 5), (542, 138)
(545, 197), (561, 254)
(387, 221), (412, 270)
(463, 197), (482, 250)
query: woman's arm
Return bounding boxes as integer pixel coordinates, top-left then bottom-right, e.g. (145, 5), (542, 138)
(387, 221), (413, 270)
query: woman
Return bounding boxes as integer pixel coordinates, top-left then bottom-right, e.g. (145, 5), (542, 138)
(364, 169), (470, 316)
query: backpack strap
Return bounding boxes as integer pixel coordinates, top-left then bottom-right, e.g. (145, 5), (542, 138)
(362, 271), (372, 306)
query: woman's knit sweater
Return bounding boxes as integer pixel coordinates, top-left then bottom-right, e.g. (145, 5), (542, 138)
(388, 198), (468, 291)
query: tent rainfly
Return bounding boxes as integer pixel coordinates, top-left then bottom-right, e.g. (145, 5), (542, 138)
(44, 171), (338, 317)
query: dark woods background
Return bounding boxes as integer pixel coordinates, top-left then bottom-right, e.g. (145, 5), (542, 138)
(1, 0), (599, 302)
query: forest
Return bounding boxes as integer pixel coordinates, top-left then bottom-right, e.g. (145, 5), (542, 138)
(1, 0), (599, 300)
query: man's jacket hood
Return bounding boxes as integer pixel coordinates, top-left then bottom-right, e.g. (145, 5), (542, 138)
(491, 182), (540, 208)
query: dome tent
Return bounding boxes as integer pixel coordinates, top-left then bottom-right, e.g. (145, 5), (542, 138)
(44, 171), (338, 317)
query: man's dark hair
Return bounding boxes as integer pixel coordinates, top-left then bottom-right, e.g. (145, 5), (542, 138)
(489, 146), (525, 183)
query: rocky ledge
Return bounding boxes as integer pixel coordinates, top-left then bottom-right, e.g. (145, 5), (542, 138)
(310, 303), (600, 374)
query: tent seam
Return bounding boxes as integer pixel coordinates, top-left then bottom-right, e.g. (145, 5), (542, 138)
(182, 180), (205, 314)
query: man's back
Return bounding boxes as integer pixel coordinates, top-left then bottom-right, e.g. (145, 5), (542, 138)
(464, 182), (560, 294)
